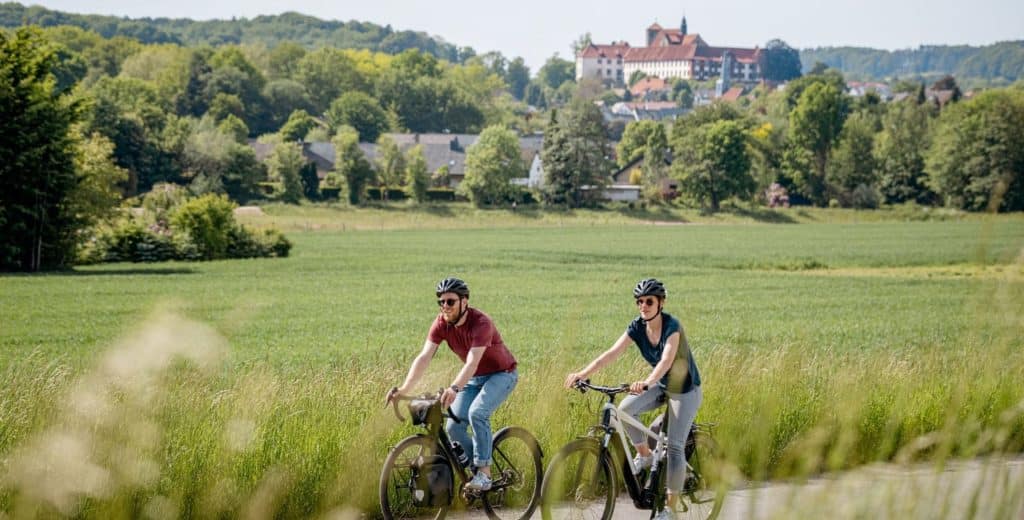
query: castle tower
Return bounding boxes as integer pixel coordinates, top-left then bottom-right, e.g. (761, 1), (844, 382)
(680, 16), (687, 35)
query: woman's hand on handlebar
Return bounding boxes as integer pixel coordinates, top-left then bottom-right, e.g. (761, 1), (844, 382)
(629, 381), (650, 395)
(565, 372), (585, 389)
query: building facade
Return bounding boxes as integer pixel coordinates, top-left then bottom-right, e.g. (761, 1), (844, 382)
(576, 18), (764, 86)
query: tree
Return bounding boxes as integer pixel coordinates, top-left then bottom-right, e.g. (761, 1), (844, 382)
(267, 141), (305, 203)
(182, 118), (263, 201)
(68, 132), (130, 233)
(875, 100), (936, 204)
(1, 28), (86, 271)
(506, 57), (530, 100)
(332, 126), (376, 205)
(926, 89), (1024, 212)
(671, 120), (754, 211)
(617, 121), (665, 167)
(571, 33), (593, 55)
(537, 55), (575, 90)
(375, 134), (406, 200)
(296, 47), (368, 113)
(763, 39), (803, 81)
(541, 99), (613, 207)
(325, 91), (389, 142)
(279, 109), (317, 142)
(827, 110), (879, 207)
(262, 78), (314, 130)
(459, 125), (524, 206)
(669, 78), (694, 109)
(788, 82), (850, 205)
(404, 145), (430, 203)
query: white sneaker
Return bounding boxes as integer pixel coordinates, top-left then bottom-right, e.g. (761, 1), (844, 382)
(633, 453), (653, 473)
(653, 507), (677, 520)
(465, 471), (492, 491)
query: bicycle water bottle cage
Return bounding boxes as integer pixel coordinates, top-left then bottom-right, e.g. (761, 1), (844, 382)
(409, 399), (441, 426)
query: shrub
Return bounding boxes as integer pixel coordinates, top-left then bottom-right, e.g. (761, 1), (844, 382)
(169, 194), (238, 260)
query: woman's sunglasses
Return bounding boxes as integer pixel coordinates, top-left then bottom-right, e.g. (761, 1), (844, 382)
(636, 297), (658, 307)
(437, 298), (460, 307)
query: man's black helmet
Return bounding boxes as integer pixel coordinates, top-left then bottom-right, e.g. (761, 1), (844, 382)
(633, 278), (667, 299)
(436, 277), (470, 298)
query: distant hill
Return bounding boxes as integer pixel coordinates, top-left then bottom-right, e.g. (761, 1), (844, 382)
(0, 2), (470, 62)
(800, 42), (1024, 85)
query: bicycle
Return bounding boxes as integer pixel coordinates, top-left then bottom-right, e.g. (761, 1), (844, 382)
(540, 380), (725, 520)
(381, 389), (544, 520)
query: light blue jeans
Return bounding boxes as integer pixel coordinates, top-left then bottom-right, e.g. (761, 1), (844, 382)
(619, 384), (703, 493)
(446, 369), (518, 468)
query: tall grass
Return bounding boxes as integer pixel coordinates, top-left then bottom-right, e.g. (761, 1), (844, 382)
(1, 214), (1022, 517)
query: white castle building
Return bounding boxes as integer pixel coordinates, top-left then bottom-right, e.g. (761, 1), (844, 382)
(576, 17), (764, 86)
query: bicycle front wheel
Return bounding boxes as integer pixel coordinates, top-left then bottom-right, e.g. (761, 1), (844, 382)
(677, 433), (725, 520)
(380, 435), (452, 520)
(482, 426), (543, 520)
(540, 438), (617, 520)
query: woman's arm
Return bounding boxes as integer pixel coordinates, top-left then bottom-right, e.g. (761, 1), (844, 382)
(565, 332), (632, 388)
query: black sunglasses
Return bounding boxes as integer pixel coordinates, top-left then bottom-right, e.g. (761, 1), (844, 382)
(437, 297), (460, 307)
(636, 297), (657, 307)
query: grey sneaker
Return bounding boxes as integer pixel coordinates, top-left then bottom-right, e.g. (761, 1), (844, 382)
(652, 507), (677, 520)
(465, 471), (492, 491)
(633, 453), (653, 473)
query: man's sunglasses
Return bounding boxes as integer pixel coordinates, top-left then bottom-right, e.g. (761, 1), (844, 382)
(636, 297), (658, 307)
(437, 297), (461, 307)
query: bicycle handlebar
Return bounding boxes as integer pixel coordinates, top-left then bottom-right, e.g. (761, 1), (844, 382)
(386, 387), (462, 424)
(572, 379), (648, 395)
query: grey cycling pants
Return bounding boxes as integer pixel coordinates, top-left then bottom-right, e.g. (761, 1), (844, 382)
(619, 384), (703, 493)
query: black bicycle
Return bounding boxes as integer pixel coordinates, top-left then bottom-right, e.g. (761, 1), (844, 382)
(381, 389), (543, 520)
(540, 380), (725, 520)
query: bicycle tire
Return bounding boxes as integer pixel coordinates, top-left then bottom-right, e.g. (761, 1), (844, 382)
(540, 438), (618, 520)
(380, 435), (452, 520)
(482, 426), (543, 520)
(676, 433), (725, 520)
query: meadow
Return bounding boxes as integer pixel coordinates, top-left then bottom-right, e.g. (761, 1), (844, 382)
(1, 205), (1023, 518)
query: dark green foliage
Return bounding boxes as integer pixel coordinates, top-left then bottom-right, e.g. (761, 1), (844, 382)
(926, 89), (1024, 211)
(827, 110), (879, 207)
(536, 55), (575, 90)
(671, 120), (754, 211)
(788, 82), (851, 205)
(332, 127), (376, 205)
(325, 91), (389, 142)
(0, 4), (466, 63)
(0, 27), (85, 271)
(279, 109), (317, 142)
(763, 39), (802, 82)
(541, 100), (612, 207)
(299, 162), (320, 201)
(875, 100), (936, 204)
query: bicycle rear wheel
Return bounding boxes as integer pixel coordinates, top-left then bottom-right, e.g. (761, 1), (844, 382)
(380, 435), (452, 520)
(540, 438), (617, 520)
(482, 426), (543, 520)
(676, 433), (725, 520)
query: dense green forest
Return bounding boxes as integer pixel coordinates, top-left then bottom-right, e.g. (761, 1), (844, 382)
(801, 42), (1024, 86)
(0, 2), (469, 61)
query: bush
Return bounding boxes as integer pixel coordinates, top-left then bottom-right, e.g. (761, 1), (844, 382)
(227, 226), (292, 258)
(98, 220), (178, 263)
(170, 194), (237, 260)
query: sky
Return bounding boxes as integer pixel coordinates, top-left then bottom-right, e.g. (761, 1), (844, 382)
(23, 0), (1024, 72)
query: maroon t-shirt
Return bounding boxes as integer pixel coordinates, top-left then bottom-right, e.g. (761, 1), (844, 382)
(428, 307), (517, 376)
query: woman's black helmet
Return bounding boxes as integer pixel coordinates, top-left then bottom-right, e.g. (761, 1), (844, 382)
(436, 277), (470, 298)
(633, 278), (667, 299)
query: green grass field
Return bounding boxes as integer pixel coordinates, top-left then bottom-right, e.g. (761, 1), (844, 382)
(2, 206), (1023, 517)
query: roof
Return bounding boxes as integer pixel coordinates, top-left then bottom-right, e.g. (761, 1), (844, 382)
(630, 77), (670, 96)
(719, 86), (745, 102)
(579, 42), (631, 59)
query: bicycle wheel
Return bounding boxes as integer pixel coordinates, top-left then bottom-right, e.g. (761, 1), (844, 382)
(483, 426), (543, 520)
(380, 435), (452, 520)
(676, 433), (725, 520)
(540, 439), (617, 520)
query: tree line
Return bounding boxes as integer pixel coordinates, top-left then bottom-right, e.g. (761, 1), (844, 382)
(801, 42), (1024, 86)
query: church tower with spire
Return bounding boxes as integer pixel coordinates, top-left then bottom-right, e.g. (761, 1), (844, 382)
(680, 16), (687, 35)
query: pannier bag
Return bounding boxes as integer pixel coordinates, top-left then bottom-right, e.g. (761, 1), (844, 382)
(411, 454), (453, 507)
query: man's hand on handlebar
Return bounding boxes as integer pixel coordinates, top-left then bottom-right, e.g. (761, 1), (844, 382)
(385, 386), (401, 407)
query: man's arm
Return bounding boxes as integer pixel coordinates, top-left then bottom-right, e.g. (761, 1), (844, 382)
(440, 346), (486, 407)
(396, 340), (440, 395)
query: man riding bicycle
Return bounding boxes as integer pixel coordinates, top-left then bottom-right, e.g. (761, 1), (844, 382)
(387, 277), (519, 492)
(564, 278), (703, 520)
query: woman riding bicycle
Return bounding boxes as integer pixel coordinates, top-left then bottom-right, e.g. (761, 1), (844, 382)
(564, 278), (702, 520)
(387, 277), (519, 492)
